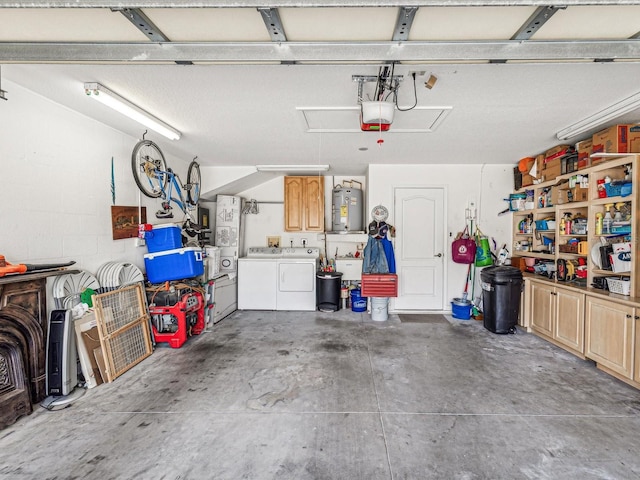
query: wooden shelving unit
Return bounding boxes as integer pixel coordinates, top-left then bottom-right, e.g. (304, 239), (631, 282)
(515, 153), (640, 390)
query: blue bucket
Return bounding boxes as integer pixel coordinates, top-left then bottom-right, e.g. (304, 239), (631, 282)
(350, 289), (367, 312)
(451, 298), (472, 320)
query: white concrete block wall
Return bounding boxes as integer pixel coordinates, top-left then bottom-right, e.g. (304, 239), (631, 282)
(0, 80), (188, 276)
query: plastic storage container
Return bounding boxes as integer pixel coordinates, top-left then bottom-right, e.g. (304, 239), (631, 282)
(316, 272), (343, 312)
(480, 266), (523, 334)
(451, 298), (472, 320)
(371, 297), (389, 321)
(350, 289), (367, 312)
(145, 223), (182, 253)
(144, 247), (204, 283)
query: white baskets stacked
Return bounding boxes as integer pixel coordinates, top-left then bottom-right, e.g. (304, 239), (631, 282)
(51, 271), (101, 309)
(96, 262), (145, 291)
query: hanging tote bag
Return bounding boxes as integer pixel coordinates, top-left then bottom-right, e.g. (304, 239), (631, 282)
(475, 228), (493, 267)
(452, 226), (476, 264)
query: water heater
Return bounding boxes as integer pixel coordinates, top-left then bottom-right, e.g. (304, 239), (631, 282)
(332, 182), (363, 233)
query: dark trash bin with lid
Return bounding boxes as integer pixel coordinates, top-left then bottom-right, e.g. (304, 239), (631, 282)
(316, 271), (343, 312)
(480, 265), (523, 334)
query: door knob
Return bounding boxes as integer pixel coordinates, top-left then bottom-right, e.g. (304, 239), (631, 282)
(435, 253), (443, 258)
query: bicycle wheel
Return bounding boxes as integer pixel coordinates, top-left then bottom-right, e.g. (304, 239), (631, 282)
(131, 140), (168, 198)
(186, 160), (201, 205)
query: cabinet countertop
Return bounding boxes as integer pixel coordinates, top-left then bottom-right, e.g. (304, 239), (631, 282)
(524, 273), (640, 307)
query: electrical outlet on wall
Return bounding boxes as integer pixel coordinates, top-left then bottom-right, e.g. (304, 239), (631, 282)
(135, 238), (146, 247)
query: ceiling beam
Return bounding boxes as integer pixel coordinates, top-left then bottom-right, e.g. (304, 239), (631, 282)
(489, 5), (564, 63)
(258, 7), (287, 42)
(115, 7), (169, 42)
(3, 1), (640, 7)
(392, 7), (418, 42)
(511, 5), (564, 41)
(114, 8), (193, 65)
(2, 40), (640, 63)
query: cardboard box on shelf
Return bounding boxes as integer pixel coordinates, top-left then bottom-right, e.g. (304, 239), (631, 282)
(570, 186), (589, 202)
(542, 161), (562, 180)
(522, 173), (534, 186)
(592, 124), (630, 154)
(545, 145), (572, 162)
(550, 185), (569, 206)
(535, 154), (545, 177)
(544, 157), (561, 170)
(576, 138), (592, 168)
(628, 124), (640, 153)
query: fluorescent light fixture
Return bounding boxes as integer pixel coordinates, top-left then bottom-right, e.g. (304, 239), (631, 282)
(256, 164), (330, 172)
(83, 82), (181, 141)
(556, 91), (640, 141)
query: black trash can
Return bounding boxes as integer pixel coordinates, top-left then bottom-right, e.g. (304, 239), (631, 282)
(480, 266), (523, 334)
(316, 272), (343, 312)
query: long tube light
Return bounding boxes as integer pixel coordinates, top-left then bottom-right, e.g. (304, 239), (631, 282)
(256, 164), (329, 172)
(556, 91), (640, 141)
(83, 82), (181, 141)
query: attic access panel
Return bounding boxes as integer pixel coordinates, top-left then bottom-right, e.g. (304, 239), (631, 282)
(297, 106), (452, 133)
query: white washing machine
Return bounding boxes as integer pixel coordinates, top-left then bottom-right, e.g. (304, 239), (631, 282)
(238, 247), (319, 311)
(238, 248), (280, 310)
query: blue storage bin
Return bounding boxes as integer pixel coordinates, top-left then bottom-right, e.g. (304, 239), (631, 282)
(145, 223), (182, 253)
(144, 247), (204, 283)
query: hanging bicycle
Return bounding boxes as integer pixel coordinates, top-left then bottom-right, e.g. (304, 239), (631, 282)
(131, 139), (201, 216)
(131, 138), (203, 239)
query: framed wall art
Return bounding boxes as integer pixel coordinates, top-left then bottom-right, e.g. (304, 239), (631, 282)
(111, 206), (147, 240)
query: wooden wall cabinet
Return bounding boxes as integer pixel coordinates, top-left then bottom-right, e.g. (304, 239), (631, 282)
(585, 295), (636, 380)
(284, 176), (324, 232)
(529, 279), (585, 356)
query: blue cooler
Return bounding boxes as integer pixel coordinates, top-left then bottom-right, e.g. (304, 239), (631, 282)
(144, 247), (204, 283)
(145, 223), (182, 253)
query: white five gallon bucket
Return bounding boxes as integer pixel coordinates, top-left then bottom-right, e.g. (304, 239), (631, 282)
(371, 297), (389, 322)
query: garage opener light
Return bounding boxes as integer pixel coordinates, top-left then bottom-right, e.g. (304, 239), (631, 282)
(83, 82), (181, 141)
(556, 90), (640, 141)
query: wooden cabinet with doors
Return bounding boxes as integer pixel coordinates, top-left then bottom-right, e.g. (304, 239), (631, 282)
(530, 280), (555, 338)
(284, 176), (324, 232)
(529, 278), (585, 356)
(585, 295), (636, 381)
(635, 316), (640, 384)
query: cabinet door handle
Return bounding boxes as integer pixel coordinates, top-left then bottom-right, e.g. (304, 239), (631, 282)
(435, 253), (443, 258)
(626, 314), (632, 318)
(635, 316), (640, 320)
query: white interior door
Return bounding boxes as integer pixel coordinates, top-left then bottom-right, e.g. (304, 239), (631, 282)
(393, 187), (445, 310)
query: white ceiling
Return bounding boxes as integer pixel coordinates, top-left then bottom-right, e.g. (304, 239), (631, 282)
(2, 1), (640, 175)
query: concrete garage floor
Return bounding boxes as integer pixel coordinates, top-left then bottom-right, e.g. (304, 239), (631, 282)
(1, 310), (640, 480)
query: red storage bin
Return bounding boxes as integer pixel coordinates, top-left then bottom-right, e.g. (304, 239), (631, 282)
(361, 274), (398, 297)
